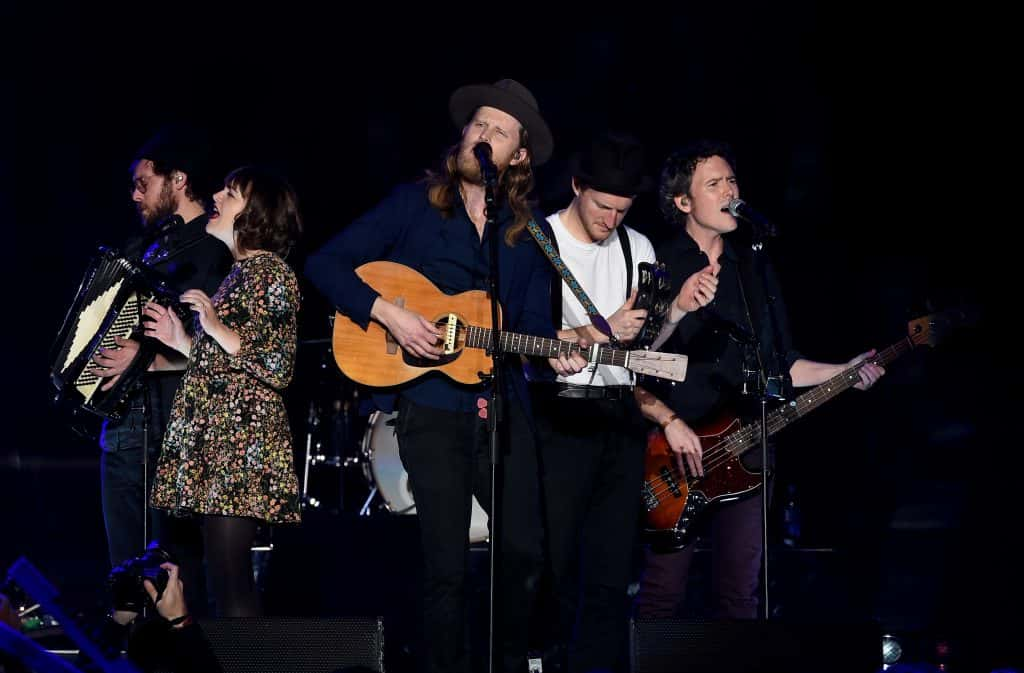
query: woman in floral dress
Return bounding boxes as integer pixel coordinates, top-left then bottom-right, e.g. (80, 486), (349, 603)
(143, 166), (302, 617)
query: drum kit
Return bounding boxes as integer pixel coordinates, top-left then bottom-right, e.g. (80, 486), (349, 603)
(296, 340), (489, 543)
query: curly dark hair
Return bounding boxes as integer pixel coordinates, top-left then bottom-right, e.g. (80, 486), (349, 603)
(658, 140), (737, 227)
(424, 125), (536, 247)
(224, 166), (303, 257)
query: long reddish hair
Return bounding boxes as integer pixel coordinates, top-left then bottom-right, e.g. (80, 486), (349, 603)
(424, 129), (536, 246)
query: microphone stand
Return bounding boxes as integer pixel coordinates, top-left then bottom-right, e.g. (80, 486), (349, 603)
(480, 165), (505, 673)
(741, 222), (784, 621)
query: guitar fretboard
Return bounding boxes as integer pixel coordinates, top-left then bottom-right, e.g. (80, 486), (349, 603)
(465, 325), (629, 367)
(719, 336), (916, 458)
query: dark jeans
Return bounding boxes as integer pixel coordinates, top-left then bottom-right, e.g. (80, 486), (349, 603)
(100, 437), (161, 567)
(532, 388), (647, 673)
(634, 486), (768, 620)
(396, 395), (543, 673)
(100, 409), (206, 615)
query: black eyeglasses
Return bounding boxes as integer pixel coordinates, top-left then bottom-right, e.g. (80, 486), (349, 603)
(132, 174), (158, 195)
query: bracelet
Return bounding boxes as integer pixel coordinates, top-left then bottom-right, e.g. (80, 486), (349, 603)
(659, 413), (679, 430)
(166, 614), (191, 627)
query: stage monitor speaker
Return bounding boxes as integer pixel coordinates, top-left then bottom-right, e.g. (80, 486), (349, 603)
(193, 616), (384, 673)
(629, 618), (880, 673)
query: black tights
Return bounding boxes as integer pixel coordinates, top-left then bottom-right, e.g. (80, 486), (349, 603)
(202, 515), (261, 618)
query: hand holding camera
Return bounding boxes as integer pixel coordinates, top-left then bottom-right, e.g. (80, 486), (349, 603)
(144, 563), (188, 626)
(107, 542), (173, 615)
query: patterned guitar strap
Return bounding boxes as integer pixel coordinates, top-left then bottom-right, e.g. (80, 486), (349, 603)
(525, 220), (621, 349)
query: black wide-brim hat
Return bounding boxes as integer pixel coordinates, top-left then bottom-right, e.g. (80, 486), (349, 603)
(449, 78), (554, 166)
(570, 132), (653, 198)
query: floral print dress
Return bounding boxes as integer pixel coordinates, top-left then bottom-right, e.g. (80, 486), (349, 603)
(151, 252), (301, 524)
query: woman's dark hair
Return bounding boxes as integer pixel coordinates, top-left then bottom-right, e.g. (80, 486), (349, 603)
(225, 166), (303, 257)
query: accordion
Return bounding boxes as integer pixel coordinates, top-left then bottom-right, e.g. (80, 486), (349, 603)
(50, 248), (179, 421)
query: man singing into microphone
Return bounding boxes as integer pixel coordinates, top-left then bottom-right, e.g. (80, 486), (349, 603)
(305, 79), (576, 673)
(633, 140), (886, 620)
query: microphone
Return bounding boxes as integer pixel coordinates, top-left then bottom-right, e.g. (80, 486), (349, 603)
(473, 142), (498, 182)
(124, 214), (186, 260)
(154, 213), (185, 234)
(726, 198), (778, 237)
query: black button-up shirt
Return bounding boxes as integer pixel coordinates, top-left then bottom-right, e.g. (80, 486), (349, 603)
(654, 231), (803, 424)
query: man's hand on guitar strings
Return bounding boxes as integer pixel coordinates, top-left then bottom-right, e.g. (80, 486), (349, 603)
(548, 337), (589, 377)
(665, 415), (704, 478)
(374, 299), (443, 360)
(849, 348), (886, 390)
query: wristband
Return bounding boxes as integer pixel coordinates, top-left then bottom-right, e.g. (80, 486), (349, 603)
(167, 614), (191, 627)
(660, 413), (679, 430)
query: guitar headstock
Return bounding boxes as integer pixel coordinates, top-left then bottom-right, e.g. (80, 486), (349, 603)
(907, 306), (979, 348)
(627, 350), (688, 382)
(637, 262), (672, 311)
(634, 262), (673, 349)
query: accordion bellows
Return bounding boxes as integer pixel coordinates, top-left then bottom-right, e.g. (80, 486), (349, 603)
(50, 249), (162, 420)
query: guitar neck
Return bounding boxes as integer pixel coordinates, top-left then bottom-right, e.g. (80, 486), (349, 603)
(465, 325), (628, 367)
(725, 336), (915, 457)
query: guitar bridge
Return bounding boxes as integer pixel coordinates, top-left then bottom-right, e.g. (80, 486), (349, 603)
(642, 481), (659, 511)
(443, 313), (458, 355)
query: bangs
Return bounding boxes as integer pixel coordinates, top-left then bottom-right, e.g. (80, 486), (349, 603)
(224, 167), (256, 198)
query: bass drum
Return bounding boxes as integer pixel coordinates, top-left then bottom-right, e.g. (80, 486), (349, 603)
(361, 410), (490, 543)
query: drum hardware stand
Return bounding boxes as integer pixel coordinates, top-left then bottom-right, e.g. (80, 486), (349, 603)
(357, 479), (416, 517)
(301, 399), (356, 510)
(251, 525), (274, 593)
(300, 399), (322, 510)
(357, 485), (379, 517)
(301, 397), (365, 511)
(357, 488), (417, 517)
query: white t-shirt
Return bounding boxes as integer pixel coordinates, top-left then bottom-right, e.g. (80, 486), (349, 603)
(547, 211), (657, 387)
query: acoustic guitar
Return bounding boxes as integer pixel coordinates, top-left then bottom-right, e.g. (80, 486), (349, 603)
(332, 261), (688, 387)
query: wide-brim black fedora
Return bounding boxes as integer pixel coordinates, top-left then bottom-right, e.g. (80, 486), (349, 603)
(449, 78), (554, 166)
(569, 132), (653, 198)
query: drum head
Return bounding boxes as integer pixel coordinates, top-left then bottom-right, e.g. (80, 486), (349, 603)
(361, 409), (490, 541)
(363, 411), (416, 514)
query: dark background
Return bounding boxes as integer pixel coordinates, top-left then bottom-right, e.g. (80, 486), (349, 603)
(2, 3), (1018, 669)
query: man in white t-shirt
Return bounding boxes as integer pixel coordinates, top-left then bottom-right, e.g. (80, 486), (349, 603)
(534, 132), (717, 672)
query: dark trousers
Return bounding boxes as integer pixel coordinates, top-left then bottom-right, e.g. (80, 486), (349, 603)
(396, 395), (544, 673)
(634, 488), (766, 619)
(100, 442), (161, 568)
(100, 409), (207, 615)
(533, 389), (647, 673)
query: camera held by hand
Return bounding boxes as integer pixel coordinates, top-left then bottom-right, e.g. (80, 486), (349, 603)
(107, 541), (173, 612)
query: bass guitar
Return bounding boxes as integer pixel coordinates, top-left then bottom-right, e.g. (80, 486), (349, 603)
(642, 309), (967, 551)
